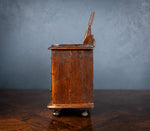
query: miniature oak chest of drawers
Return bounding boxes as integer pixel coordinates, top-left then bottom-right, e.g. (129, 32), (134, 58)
(47, 11), (95, 117)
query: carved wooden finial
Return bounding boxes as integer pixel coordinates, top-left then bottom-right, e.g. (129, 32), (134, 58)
(83, 11), (95, 46)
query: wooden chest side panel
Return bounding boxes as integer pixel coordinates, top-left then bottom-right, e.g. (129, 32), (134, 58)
(70, 50), (93, 104)
(51, 50), (70, 104)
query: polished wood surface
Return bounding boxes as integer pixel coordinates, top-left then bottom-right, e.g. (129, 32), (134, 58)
(48, 48), (94, 109)
(0, 89), (150, 131)
(47, 103), (94, 109)
(48, 44), (94, 49)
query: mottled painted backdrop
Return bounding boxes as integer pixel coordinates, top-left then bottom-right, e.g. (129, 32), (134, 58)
(0, 0), (150, 89)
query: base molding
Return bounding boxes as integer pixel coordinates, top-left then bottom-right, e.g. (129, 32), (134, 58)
(47, 103), (94, 109)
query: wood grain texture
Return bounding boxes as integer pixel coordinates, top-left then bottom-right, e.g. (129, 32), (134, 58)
(49, 48), (94, 108)
(47, 103), (94, 109)
(70, 50), (93, 104)
(48, 46), (93, 50)
(0, 89), (150, 131)
(51, 50), (70, 104)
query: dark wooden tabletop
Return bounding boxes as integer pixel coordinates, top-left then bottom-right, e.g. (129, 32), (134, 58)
(0, 89), (150, 131)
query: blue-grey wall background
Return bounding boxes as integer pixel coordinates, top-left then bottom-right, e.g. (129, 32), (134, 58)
(0, 0), (150, 89)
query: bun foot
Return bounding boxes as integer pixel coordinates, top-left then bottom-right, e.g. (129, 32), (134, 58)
(53, 109), (60, 117)
(81, 110), (88, 117)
